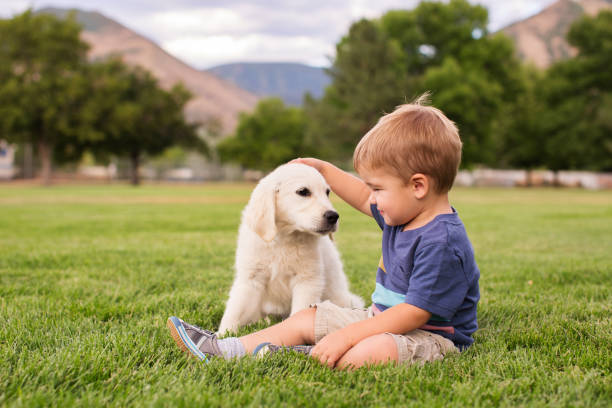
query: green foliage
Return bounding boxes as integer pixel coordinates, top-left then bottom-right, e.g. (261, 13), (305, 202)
(304, 19), (413, 163)
(380, 1), (524, 167)
(492, 9), (612, 173)
(423, 57), (504, 166)
(1, 185), (611, 406)
(493, 66), (548, 171)
(2, 4), (611, 179)
(0, 10), (203, 185)
(217, 98), (308, 170)
(83, 59), (203, 184)
(380, 0), (489, 75)
(306, 0), (525, 168)
(538, 10), (612, 172)
(302, 2), (610, 172)
(0, 10), (90, 182)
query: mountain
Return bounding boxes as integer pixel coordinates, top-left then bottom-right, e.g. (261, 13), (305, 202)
(207, 62), (330, 106)
(207, 0), (612, 106)
(39, 8), (258, 134)
(501, 0), (612, 68)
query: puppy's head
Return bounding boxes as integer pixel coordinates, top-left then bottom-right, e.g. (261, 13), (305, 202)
(245, 163), (338, 241)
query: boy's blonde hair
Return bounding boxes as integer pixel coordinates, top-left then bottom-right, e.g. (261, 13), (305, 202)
(353, 94), (462, 193)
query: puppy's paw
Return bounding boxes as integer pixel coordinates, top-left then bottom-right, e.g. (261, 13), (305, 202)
(350, 294), (365, 309)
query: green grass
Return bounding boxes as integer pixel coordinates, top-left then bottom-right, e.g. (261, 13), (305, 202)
(1, 184), (611, 407)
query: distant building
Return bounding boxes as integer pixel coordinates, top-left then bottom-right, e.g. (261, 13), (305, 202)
(0, 140), (17, 180)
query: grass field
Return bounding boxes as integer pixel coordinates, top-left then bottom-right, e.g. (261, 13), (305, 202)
(1, 184), (611, 407)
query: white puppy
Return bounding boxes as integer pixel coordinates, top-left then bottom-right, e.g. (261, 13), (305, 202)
(218, 163), (364, 335)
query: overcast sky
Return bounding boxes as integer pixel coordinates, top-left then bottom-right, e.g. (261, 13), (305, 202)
(1, 0), (556, 69)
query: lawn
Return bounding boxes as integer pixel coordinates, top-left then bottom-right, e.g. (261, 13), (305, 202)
(1, 184), (611, 407)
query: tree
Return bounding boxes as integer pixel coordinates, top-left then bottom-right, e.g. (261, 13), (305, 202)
(0, 11), (204, 185)
(492, 66), (548, 182)
(539, 10), (612, 173)
(0, 10), (90, 185)
(217, 98), (308, 171)
(379, 0), (489, 76)
(85, 59), (204, 185)
(380, 0), (525, 167)
(304, 19), (412, 163)
(305, 0), (525, 167)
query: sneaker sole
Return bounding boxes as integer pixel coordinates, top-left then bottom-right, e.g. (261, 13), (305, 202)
(252, 342), (272, 358)
(167, 316), (209, 362)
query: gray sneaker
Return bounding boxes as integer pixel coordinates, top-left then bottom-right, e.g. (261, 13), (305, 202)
(167, 316), (222, 362)
(253, 342), (314, 358)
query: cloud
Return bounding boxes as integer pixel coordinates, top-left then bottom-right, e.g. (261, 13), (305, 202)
(146, 8), (258, 37)
(0, 0), (32, 16)
(162, 33), (333, 68)
(475, 0), (557, 30)
(138, 0), (558, 67)
(1, 0), (558, 68)
(134, 0), (420, 67)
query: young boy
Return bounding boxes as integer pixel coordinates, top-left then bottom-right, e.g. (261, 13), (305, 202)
(168, 95), (480, 369)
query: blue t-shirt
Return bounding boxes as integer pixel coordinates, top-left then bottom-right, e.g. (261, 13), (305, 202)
(370, 204), (480, 348)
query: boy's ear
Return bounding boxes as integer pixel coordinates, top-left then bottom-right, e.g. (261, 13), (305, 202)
(410, 173), (429, 199)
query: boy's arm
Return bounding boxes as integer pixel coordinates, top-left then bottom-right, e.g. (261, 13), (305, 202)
(311, 303), (431, 368)
(291, 158), (372, 217)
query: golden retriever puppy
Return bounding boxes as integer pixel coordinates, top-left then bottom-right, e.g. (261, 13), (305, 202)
(218, 163), (364, 335)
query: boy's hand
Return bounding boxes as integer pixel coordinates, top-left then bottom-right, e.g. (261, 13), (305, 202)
(310, 329), (354, 368)
(289, 157), (327, 173)
(290, 157), (373, 217)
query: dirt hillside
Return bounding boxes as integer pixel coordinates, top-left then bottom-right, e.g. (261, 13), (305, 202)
(501, 0), (612, 68)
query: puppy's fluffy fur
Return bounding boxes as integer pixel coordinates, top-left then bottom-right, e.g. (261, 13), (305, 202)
(218, 163), (364, 335)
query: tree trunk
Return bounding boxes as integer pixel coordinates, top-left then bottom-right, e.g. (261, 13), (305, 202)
(525, 169), (533, 187)
(24, 143), (34, 179)
(38, 140), (52, 186)
(552, 170), (561, 187)
(130, 151), (140, 186)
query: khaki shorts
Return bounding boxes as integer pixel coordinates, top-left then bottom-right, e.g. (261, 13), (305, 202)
(313, 300), (458, 365)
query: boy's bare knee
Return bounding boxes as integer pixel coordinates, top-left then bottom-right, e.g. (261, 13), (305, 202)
(337, 334), (398, 370)
(286, 306), (316, 345)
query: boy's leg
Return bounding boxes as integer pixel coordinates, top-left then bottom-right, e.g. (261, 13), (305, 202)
(241, 299), (371, 353)
(336, 334), (398, 369)
(239, 307), (316, 353)
(310, 300), (370, 343)
(167, 307), (317, 361)
(168, 301), (369, 360)
(250, 300), (372, 358)
(336, 330), (458, 370)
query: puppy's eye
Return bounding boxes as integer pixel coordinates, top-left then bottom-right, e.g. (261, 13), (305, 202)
(326, 189), (331, 196)
(296, 188), (311, 197)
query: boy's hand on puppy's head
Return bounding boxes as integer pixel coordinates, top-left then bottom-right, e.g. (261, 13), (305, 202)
(289, 157), (326, 173)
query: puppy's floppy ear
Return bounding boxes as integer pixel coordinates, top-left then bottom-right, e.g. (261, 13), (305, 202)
(245, 178), (277, 242)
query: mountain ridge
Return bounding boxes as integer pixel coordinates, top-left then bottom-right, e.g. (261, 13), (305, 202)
(207, 62), (330, 106)
(501, 0), (612, 67)
(206, 0), (612, 104)
(39, 7), (259, 134)
(37, 1), (612, 126)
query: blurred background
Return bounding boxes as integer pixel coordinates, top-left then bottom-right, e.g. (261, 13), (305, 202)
(0, 0), (610, 187)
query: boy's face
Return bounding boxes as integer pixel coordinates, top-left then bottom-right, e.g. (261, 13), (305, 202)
(359, 166), (423, 227)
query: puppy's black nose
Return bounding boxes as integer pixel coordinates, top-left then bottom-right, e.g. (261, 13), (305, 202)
(324, 210), (339, 225)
